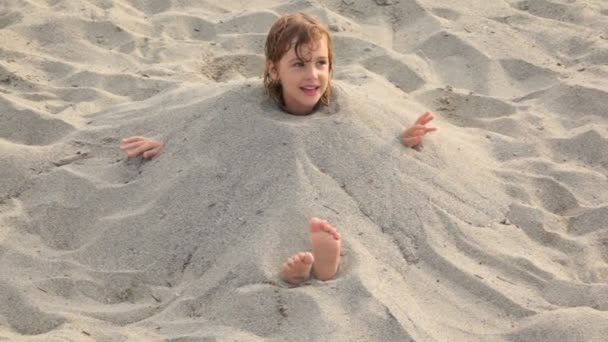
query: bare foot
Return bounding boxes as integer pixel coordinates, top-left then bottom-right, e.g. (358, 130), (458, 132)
(309, 217), (341, 281)
(280, 252), (314, 285)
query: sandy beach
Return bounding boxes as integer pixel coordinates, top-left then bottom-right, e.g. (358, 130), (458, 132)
(1, 0), (608, 340)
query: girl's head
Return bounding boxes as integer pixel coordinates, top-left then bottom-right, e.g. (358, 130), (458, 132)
(264, 13), (333, 115)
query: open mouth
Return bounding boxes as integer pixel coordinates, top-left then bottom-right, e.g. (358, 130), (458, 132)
(300, 86), (320, 96)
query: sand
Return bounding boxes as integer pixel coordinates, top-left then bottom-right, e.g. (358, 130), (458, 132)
(1, 0), (608, 340)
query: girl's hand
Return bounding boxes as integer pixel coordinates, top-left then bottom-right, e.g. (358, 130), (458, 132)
(402, 112), (437, 148)
(120, 136), (163, 159)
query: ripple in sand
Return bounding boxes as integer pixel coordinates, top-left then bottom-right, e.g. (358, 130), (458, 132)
(568, 206), (608, 236)
(416, 31), (492, 94)
(531, 177), (580, 215)
(152, 14), (216, 41)
(548, 129), (608, 172)
(217, 11), (279, 34)
(201, 54), (265, 82)
(415, 88), (516, 127)
(362, 55), (425, 92)
(430, 8), (460, 21)
(499, 58), (558, 90)
(0, 11), (23, 29)
(0, 281), (66, 335)
(0, 97), (74, 145)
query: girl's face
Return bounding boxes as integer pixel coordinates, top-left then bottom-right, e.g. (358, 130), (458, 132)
(268, 36), (330, 115)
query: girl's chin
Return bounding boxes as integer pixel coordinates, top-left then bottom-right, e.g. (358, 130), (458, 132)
(302, 93), (323, 105)
(284, 101), (318, 115)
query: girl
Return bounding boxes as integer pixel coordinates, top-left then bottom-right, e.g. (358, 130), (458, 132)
(120, 12), (436, 285)
(120, 13), (436, 158)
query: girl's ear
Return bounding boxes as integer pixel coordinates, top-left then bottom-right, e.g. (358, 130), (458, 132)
(267, 61), (279, 81)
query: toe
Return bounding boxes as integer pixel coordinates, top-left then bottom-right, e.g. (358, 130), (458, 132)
(296, 253), (308, 263)
(322, 222), (337, 235)
(320, 221), (332, 232)
(302, 252), (314, 264)
(309, 217), (324, 233)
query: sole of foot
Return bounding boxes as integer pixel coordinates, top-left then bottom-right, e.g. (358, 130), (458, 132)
(309, 217), (341, 281)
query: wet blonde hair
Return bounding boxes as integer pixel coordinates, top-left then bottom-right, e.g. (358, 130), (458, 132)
(263, 13), (334, 110)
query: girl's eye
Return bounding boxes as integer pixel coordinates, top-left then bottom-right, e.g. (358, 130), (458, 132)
(317, 60), (327, 65)
(293, 62), (305, 67)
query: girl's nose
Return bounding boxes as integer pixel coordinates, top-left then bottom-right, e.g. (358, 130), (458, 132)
(306, 64), (318, 79)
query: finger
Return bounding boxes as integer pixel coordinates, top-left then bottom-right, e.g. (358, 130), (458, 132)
(122, 136), (145, 143)
(413, 127), (436, 138)
(123, 143), (150, 157)
(132, 142), (155, 157)
(406, 125), (428, 135)
(124, 148), (142, 157)
(422, 116), (435, 126)
(415, 112), (433, 125)
(416, 112), (429, 125)
(143, 147), (161, 159)
(120, 141), (146, 151)
(143, 145), (162, 159)
(405, 131), (425, 139)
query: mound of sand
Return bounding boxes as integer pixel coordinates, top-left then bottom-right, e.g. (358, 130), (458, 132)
(1, 0), (608, 340)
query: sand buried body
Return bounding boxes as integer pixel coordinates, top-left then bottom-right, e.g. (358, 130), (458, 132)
(1, 0), (608, 341)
